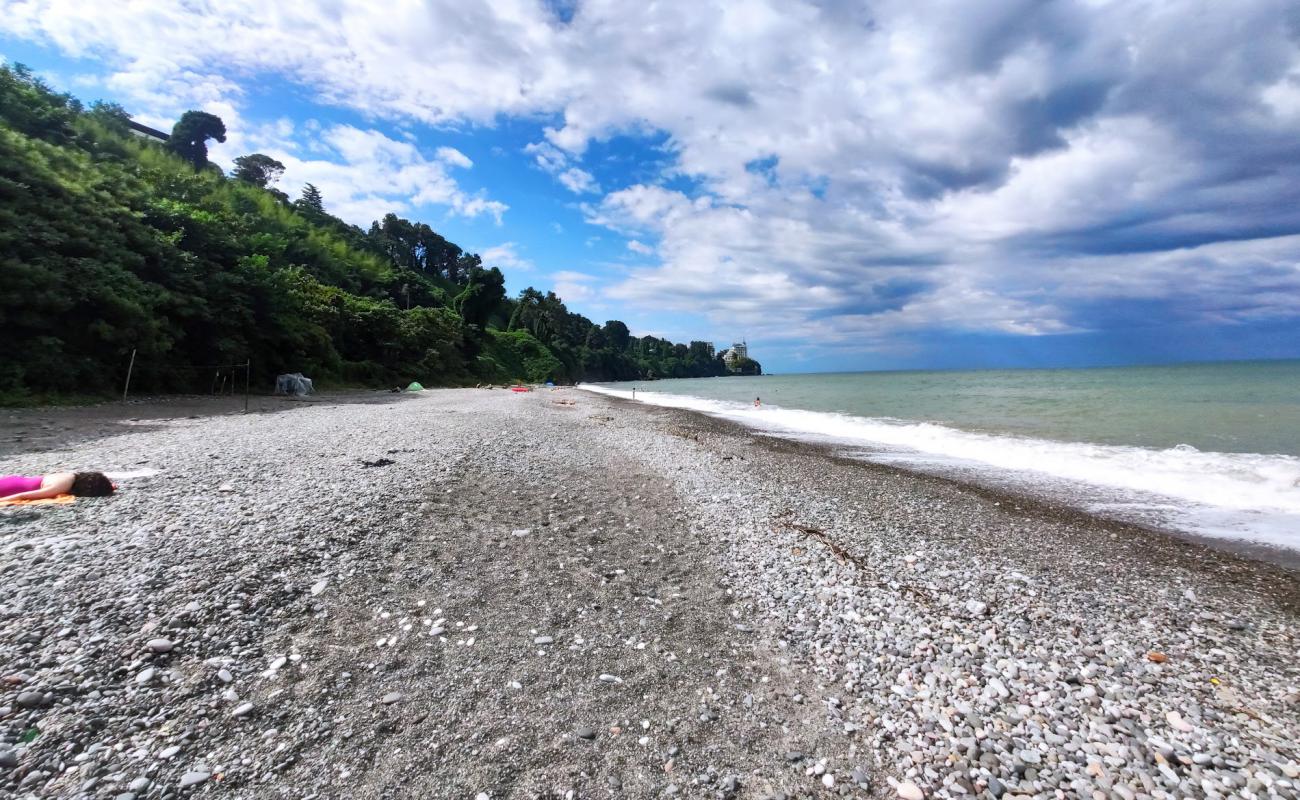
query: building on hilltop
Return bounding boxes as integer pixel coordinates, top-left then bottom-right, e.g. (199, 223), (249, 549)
(128, 120), (169, 144)
(720, 340), (749, 371)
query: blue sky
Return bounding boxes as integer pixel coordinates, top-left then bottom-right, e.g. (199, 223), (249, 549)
(3, 0), (1300, 373)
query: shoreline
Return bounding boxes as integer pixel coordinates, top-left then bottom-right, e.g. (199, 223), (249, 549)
(603, 390), (1300, 607)
(584, 387), (1300, 574)
(0, 389), (1296, 798)
(599, 391), (1300, 796)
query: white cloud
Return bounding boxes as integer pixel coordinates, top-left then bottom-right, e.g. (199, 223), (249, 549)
(6, 0), (1300, 347)
(550, 270), (598, 303)
(480, 242), (534, 271)
(230, 124), (507, 226)
(524, 141), (600, 194)
(435, 146), (473, 169)
(558, 167), (600, 194)
(626, 239), (654, 255)
(552, 270), (595, 282)
(524, 141), (568, 173)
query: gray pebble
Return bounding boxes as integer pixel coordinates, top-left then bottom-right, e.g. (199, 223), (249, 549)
(15, 691), (44, 709)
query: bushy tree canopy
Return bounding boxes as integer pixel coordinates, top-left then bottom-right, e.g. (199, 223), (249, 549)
(232, 153), (286, 188)
(166, 110), (227, 168)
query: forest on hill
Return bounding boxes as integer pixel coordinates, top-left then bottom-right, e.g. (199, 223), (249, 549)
(0, 64), (760, 402)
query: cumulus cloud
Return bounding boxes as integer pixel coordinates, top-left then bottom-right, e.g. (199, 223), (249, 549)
(6, 0), (1300, 348)
(241, 125), (507, 227)
(550, 270), (599, 303)
(524, 140), (601, 194)
(480, 242), (534, 271)
(557, 167), (599, 194)
(435, 146), (473, 169)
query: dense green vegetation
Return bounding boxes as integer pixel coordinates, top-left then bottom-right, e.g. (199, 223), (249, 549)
(0, 65), (759, 402)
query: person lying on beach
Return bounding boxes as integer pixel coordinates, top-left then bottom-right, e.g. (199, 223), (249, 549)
(0, 472), (116, 500)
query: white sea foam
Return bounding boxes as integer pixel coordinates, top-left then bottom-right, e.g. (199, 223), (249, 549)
(581, 385), (1300, 549)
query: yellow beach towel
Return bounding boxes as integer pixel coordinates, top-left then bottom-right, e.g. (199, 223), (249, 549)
(0, 494), (75, 507)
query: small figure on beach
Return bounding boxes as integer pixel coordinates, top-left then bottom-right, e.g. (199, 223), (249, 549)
(632, 388), (637, 399)
(0, 472), (116, 500)
(754, 397), (762, 407)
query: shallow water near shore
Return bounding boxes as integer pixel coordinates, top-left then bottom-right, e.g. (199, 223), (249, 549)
(584, 359), (1300, 550)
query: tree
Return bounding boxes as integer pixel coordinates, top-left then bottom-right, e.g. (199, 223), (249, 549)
(296, 183), (325, 215)
(452, 252), (481, 285)
(603, 320), (631, 351)
(165, 110), (226, 168)
(508, 288), (549, 339)
(87, 101), (132, 134)
(585, 326), (608, 350)
(453, 266), (506, 331)
(232, 153), (286, 188)
(0, 63), (79, 144)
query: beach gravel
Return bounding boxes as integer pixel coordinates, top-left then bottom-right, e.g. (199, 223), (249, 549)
(0, 388), (1296, 798)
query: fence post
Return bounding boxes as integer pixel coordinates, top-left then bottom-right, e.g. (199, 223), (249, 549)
(122, 349), (137, 405)
(244, 359), (251, 414)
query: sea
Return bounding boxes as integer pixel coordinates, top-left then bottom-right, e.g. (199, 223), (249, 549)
(583, 359), (1300, 553)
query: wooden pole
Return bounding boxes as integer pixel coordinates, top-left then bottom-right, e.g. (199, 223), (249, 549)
(244, 359), (251, 413)
(122, 348), (137, 404)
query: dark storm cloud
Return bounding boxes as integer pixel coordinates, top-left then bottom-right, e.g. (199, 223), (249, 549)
(705, 84), (756, 108)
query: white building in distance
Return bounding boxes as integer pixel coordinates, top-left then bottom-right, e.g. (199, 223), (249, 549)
(720, 340), (749, 370)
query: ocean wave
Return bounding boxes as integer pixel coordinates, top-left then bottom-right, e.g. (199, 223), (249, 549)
(580, 385), (1300, 549)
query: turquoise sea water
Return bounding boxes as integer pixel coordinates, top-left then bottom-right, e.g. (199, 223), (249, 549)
(585, 360), (1300, 549)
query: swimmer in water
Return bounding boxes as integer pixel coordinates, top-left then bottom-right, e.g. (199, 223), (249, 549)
(754, 397), (761, 407)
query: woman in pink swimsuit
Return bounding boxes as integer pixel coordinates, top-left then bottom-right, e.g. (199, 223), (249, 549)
(0, 472), (115, 500)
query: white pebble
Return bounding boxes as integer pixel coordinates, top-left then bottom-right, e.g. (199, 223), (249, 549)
(897, 781), (924, 800)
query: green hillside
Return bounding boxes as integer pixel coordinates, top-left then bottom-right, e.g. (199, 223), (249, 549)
(0, 65), (756, 403)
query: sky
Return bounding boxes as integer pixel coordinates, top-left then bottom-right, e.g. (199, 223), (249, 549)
(2, 0), (1299, 373)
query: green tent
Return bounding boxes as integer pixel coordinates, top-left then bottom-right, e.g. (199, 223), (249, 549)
(405, 381), (424, 392)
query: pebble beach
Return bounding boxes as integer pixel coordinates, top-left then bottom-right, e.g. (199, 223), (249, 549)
(1, 388), (1297, 799)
